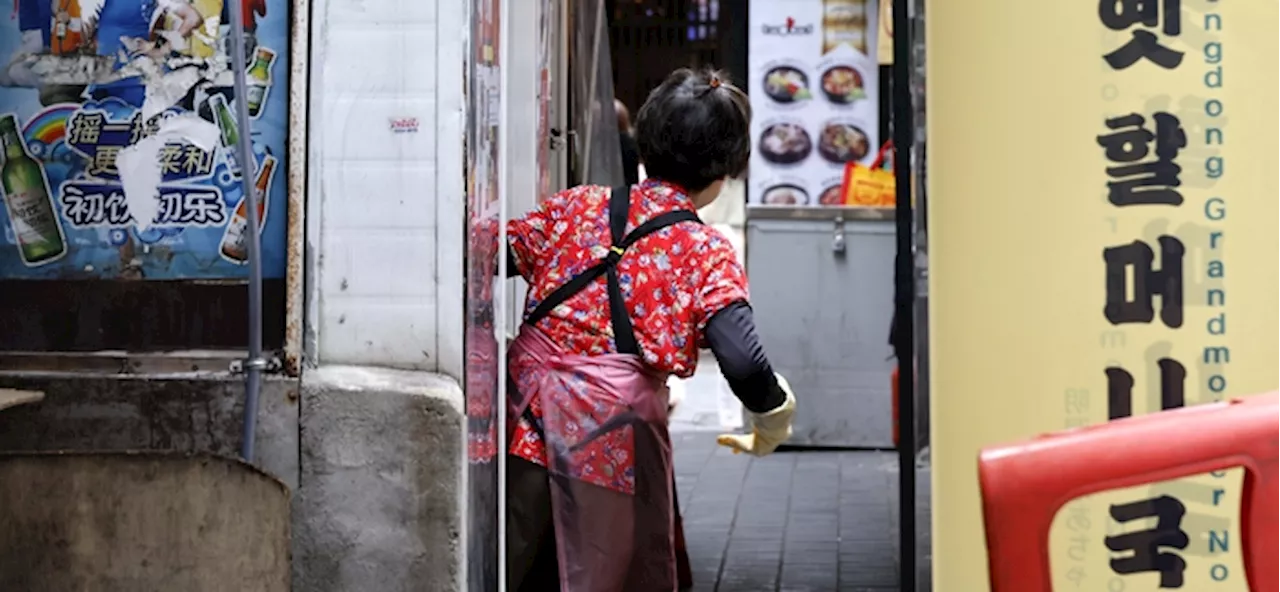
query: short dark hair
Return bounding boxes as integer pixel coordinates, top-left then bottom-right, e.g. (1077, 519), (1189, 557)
(634, 68), (751, 192)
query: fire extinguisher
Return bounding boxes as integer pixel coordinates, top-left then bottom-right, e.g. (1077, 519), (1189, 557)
(891, 365), (900, 447)
(889, 307), (905, 449)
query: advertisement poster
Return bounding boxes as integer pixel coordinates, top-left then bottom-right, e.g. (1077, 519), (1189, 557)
(0, 0), (288, 280)
(746, 0), (880, 207)
(928, 1), (1277, 591)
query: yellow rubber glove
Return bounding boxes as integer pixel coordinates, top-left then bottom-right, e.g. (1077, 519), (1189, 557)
(716, 373), (797, 457)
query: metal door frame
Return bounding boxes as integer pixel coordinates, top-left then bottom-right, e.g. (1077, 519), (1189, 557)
(890, 0), (917, 588)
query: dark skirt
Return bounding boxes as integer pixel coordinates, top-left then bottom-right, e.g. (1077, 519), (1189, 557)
(506, 455), (694, 591)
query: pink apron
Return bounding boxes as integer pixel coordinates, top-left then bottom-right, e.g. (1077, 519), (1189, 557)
(508, 326), (675, 591)
(505, 185), (701, 591)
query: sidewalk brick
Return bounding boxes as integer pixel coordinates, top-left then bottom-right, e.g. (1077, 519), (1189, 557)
(672, 432), (932, 591)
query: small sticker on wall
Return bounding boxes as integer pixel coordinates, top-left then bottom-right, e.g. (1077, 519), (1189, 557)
(389, 117), (420, 133)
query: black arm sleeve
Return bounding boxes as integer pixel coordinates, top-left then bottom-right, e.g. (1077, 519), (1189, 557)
(506, 245), (521, 278)
(494, 244), (521, 278)
(705, 301), (788, 414)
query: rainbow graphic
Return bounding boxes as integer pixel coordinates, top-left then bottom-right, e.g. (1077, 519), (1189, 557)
(21, 104), (79, 150)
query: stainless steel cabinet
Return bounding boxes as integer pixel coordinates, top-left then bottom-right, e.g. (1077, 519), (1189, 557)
(745, 208), (896, 448)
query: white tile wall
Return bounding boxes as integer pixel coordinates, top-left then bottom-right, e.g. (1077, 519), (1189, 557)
(307, 0), (466, 376)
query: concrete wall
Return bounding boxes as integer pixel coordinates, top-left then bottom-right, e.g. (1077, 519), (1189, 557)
(294, 366), (464, 592)
(0, 452), (290, 592)
(299, 0), (470, 589)
(0, 372), (299, 489)
(305, 0), (467, 378)
(0, 363), (466, 592)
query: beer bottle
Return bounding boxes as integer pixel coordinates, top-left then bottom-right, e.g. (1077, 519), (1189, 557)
(220, 155), (276, 263)
(0, 115), (66, 265)
(246, 47), (277, 118)
(209, 94), (242, 177)
(51, 0), (84, 56)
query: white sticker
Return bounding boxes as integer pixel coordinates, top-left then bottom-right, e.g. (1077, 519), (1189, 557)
(389, 117), (420, 134)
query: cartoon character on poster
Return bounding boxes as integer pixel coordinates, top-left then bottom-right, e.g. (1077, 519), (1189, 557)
(0, 0), (285, 280)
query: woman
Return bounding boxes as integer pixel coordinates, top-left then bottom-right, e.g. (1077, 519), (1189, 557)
(503, 68), (797, 592)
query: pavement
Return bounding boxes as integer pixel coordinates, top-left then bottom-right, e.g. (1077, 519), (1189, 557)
(669, 357), (932, 592)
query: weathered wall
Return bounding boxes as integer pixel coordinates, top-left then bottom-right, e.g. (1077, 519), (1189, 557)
(300, 0), (470, 587)
(0, 365), (466, 591)
(304, 0), (466, 377)
(294, 365), (465, 592)
(0, 0), (474, 589)
(0, 366), (467, 591)
(0, 0), (476, 587)
(0, 452), (290, 592)
(0, 372), (299, 489)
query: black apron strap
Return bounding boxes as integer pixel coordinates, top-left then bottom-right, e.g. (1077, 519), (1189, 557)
(605, 186), (638, 354)
(608, 184), (631, 248)
(524, 185), (703, 357)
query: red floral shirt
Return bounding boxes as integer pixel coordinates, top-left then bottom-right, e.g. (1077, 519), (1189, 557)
(507, 180), (749, 485)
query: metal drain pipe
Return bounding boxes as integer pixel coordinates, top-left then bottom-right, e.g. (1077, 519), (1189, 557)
(226, 0), (267, 462)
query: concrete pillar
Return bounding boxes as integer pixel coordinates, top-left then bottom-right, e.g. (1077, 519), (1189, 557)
(294, 365), (465, 592)
(299, 0), (469, 587)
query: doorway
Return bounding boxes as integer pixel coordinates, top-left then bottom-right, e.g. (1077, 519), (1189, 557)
(464, 0), (931, 589)
(606, 0), (748, 116)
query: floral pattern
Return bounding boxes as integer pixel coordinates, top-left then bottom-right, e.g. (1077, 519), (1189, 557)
(507, 180), (749, 492)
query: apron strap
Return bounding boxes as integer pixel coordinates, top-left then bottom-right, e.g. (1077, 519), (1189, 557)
(605, 185), (637, 355)
(524, 185), (702, 356)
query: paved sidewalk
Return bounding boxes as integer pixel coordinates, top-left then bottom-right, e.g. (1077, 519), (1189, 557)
(672, 432), (933, 592)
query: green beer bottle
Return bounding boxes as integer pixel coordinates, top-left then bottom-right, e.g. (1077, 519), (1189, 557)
(209, 94), (242, 177)
(0, 114), (65, 265)
(246, 47), (277, 118)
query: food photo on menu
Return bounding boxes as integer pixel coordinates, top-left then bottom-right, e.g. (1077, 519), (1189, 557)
(819, 183), (845, 206)
(762, 65), (812, 103)
(820, 65), (867, 104)
(758, 121), (813, 165)
(818, 120), (871, 164)
(762, 184), (810, 206)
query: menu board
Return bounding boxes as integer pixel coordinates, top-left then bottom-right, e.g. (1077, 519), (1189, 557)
(747, 0), (880, 207)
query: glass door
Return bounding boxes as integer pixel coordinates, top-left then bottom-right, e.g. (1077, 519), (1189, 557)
(466, 1), (569, 588)
(464, 0), (504, 590)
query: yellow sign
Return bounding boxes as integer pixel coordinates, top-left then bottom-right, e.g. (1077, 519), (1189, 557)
(926, 0), (1278, 590)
